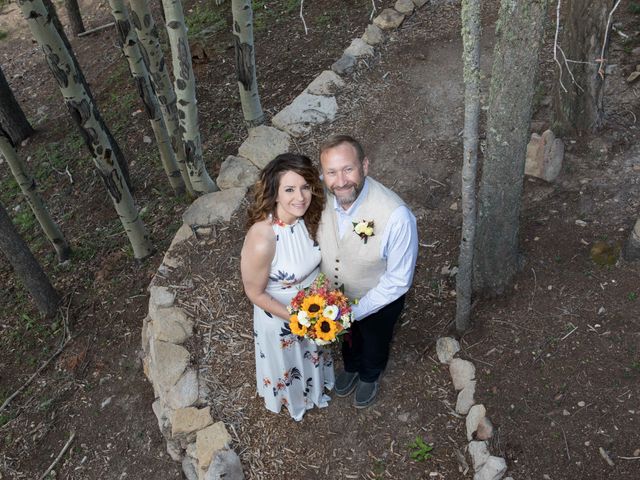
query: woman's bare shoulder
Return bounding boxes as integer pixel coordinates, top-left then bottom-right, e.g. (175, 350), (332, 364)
(243, 220), (275, 254)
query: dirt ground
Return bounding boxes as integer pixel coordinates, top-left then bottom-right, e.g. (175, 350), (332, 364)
(1, 0), (639, 479)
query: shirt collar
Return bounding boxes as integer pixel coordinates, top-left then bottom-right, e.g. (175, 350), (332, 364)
(332, 177), (370, 216)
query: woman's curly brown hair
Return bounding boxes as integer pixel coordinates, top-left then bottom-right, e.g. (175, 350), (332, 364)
(247, 153), (325, 241)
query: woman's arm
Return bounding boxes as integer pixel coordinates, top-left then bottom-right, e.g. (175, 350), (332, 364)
(240, 222), (291, 320)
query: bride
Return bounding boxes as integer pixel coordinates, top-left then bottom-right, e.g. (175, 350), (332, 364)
(240, 153), (335, 421)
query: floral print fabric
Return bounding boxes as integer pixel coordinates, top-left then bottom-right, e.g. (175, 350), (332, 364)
(253, 219), (334, 421)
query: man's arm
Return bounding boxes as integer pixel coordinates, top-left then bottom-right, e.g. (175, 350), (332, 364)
(351, 206), (418, 320)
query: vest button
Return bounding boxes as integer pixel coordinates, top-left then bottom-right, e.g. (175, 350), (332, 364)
(335, 267), (339, 271)
(334, 275), (338, 278)
(335, 259), (339, 263)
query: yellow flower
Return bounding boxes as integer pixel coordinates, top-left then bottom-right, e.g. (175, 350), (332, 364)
(301, 295), (326, 318)
(364, 226), (374, 236)
(289, 314), (308, 336)
(314, 317), (338, 342)
(354, 222), (367, 234)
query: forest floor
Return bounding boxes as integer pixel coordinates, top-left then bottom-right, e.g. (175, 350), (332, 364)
(0, 0), (639, 479)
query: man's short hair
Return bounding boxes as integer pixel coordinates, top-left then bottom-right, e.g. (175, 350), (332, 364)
(319, 135), (366, 163)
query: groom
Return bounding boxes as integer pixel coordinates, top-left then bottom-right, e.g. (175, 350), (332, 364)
(317, 135), (418, 408)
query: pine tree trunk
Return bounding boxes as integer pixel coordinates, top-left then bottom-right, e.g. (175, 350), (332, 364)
(18, 0), (154, 260)
(553, 0), (613, 132)
(64, 0), (85, 35)
(455, 0), (481, 333)
(0, 131), (70, 262)
(161, 0), (217, 194)
(624, 218), (640, 261)
(108, 0), (185, 195)
(231, 0), (264, 127)
(0, 200), (60, 317)
(473, 0), (549, 296)
(129, 0), (194, 196)
(0, 66), (35, 145)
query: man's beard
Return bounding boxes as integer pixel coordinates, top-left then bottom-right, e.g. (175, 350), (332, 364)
(332, 181), (364, 207)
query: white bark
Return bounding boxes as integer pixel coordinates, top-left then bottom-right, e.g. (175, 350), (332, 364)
(18, 0), (154, 259)
(455, 0), (481, 333)
(231, 0), (264, 127)
(161, 0), (217, 194)
(0, 133), (70, 262)
(129, 0), (194, 196)
(108, 0), (185, 195)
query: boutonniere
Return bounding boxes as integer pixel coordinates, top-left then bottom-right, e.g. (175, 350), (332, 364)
(352, 220), (374, 244)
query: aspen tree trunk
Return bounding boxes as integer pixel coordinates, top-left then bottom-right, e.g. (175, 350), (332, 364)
(624, 218), (640, 261)
(64, 0), (85, 35)
(455, 0), (481, 333)
(160, 0), (217, 194)
(108, 0), (184, 195)
(473, 0), (549, 296)
(0, 66), (35, 145)
(231, 0), (264, 127)
(0, 200), (60, 317)
(553, 0), (613, 133)
(0, 131), (70, 262)
(129, 0), (194, 196)
(18, 0), (153, 259)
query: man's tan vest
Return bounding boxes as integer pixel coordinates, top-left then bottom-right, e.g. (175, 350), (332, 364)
(317, 177), (405, 300)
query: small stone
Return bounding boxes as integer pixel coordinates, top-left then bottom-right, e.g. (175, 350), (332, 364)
(436, 337), (460, 364)
(373, 9), (405, 30)
(149, 286), (175, 310)
(166, 438), (182, 461)
(217, 155), (259, 190)
(150, 307), (194, 344)
(395, 0), (415, 15)
(525, 130), (563, 182)
(563, 409), (570, 416)
(456, 381), (476, 414)
(143, 135), (152, 144)
(306, 70), (345, 96)
(575, 219), (587, 227)
(468, 440), (490, 470)
(449, 202), (458, 211)
(626, 71), (640, 83)
(466, 404), (486, 441)
(578, 401), (586, 407)
(476, 416), (494, 440)
(196, 422), (232, 470)
(182, 456), (199, 480)
(398, 412), (409, 422)
(344, 38), (374, 58)
(182, 188), (247, 227)
(474, 456), (507, 480)
(204, 449), (244, 480)
(238, 125), (291, 169)
(450, 358), (476, 391)
(362, 24), (384, 46)
(331, 54), (357, 75)
(634, 448), (640, 457)
(271, 92), (337, 137)
(171, 406), (213, 436)
(412, 0), (429, 6)
(632, 47), (640, 56)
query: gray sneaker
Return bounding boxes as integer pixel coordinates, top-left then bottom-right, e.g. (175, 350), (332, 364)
(353, 380), (379, 408)
(334, 370), (359, 397)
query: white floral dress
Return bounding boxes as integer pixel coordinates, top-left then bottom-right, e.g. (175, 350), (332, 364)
(253, 218), (335, 421)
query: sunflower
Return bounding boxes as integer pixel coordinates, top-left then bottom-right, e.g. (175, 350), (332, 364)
(289, 314), (308, 337)
(314, 317), (338, 342)
(301, 294), (326, 318)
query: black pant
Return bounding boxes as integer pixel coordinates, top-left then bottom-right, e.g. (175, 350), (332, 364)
(342, 295), (405, 383)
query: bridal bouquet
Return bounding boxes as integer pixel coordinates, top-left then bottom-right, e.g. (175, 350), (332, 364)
(288, 274), (354, 345)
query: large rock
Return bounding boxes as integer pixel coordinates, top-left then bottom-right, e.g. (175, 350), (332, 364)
(362, 23), (384, 46)
(468, 441), (490, 471)
(331, 54), (357, 75)
(450, 358), (476, 390)
(166, 369), (200, 409)
(237, 125), (291, 169)
(436, 337), (460, 364)
(344, 38), (374, 58)
(271, 92), (338, 137)
(149, 286), (175, 314)
(623, 218), (640, 261)
(476, 416), (494, 440)
(163, 224), (195, 269)
(152, 398), (172, 437)
(196, 422), (232, 470)
(466, 404), (486, 441)
(182, 187), (247, 227)
(525, 129), (564, 182)
(306, 70), (346, 96)
(204, 449), (245, 480)
(373, 9), (405, 30)
(456, 380), (476, 414)
(395, 0), (415, 15)
(151, 307), (193, 344)
(473, 456), (507, 480)
(150, 339), (191, 392)
(217, 155), (259, 189)
(171, 406), (213, 436)
(182, 456), (199, 480)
